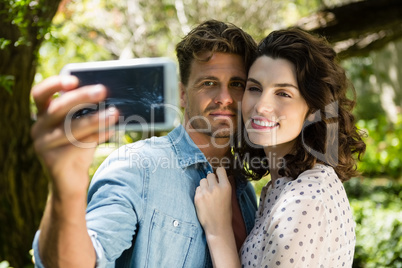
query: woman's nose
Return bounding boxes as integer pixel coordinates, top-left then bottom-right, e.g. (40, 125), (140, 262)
(254, 95), (274, 114)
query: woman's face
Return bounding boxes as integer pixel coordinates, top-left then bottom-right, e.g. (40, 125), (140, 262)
(242, 56), (309, 151)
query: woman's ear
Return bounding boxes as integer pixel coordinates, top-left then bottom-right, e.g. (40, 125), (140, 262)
(306, 112), (316, 121)
(305, 109), (319, 122)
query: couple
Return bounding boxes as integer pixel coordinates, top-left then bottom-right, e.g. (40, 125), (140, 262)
(31, 20), (365, 267)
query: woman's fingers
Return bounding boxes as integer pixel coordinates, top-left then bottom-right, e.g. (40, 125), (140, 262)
(199, 178), (209, 188)
(206, 172), (218, 188)
(215, 167), (230, 186)
(195, 168), (233, 233)
(200, 168), (231, 189)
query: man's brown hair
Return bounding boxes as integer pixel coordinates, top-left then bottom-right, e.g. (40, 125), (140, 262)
(176, 20), (257, 85)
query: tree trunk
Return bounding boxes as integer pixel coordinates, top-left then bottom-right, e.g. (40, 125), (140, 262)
(0, 1), (61, 267)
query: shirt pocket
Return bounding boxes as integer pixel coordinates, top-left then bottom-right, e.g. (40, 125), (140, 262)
(145, 209), (198, 268)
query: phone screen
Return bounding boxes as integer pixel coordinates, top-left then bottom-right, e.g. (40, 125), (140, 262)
(71, 65), (165, 125)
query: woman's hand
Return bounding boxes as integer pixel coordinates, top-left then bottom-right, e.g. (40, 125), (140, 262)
(194, 167), (232, 235)
(194, 167), (241, 268)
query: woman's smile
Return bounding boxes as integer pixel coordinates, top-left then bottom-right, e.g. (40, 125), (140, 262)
(242, 56), (309, 149)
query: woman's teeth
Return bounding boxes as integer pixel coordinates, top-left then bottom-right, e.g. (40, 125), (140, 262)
(253, 119), (277, 127)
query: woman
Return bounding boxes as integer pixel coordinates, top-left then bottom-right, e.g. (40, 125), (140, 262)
(194, 28), (366, 267)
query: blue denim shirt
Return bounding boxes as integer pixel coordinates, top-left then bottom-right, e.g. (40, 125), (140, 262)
(33, 125), (257, 267)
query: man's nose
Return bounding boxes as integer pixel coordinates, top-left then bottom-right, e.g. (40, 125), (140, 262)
(214, 86), (233, 106)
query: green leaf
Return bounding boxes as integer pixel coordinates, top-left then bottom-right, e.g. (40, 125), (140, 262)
(0, 38), (12, 50)
(0, 260), (12, 268)
(0, 75), (15, 95)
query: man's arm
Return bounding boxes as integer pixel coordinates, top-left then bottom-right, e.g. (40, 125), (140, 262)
(31, 76), (118, 267)
(38, 191), (95, 267)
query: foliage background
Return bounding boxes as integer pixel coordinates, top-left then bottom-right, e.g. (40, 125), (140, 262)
(2, 0), (401, 267)
(35, 0), (402, 267)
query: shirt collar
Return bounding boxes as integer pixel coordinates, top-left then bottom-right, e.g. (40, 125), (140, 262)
(168, 125), (211, 169)
(168, 125), (250, 192)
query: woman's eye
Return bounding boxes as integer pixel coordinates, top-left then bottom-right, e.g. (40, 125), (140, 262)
(278, 92), (291, 98)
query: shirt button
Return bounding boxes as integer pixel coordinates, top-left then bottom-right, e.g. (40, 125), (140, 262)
(173, 220), (179, 227)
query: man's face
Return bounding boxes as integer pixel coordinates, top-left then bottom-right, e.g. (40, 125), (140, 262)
(180, 52), (247, 139)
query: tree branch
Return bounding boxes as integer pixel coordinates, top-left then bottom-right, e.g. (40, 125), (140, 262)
(294, 0), (402, 59)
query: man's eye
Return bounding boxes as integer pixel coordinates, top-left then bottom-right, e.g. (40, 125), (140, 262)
(203, 81), (215, 86)
(231, 81), (245, 88)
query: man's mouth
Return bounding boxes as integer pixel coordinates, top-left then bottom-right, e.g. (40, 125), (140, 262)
(209, 111), (236, 117)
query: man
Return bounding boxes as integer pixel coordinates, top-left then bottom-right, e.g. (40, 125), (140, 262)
(31, 20), (257, 267)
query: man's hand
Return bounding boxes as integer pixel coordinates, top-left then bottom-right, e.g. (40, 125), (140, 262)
(31, 75), (119, 196)
(31, 75), (120, 267)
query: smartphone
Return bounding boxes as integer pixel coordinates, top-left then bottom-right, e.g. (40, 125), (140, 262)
(60, 57), (180, 131)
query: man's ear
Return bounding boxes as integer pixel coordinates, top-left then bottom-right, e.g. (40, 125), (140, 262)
(179, 82), (187, 108)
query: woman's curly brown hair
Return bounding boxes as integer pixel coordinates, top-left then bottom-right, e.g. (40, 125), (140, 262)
(232, 28), (366, 183)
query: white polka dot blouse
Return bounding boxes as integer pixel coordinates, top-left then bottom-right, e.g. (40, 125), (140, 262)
(240, 164), (356, 267)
